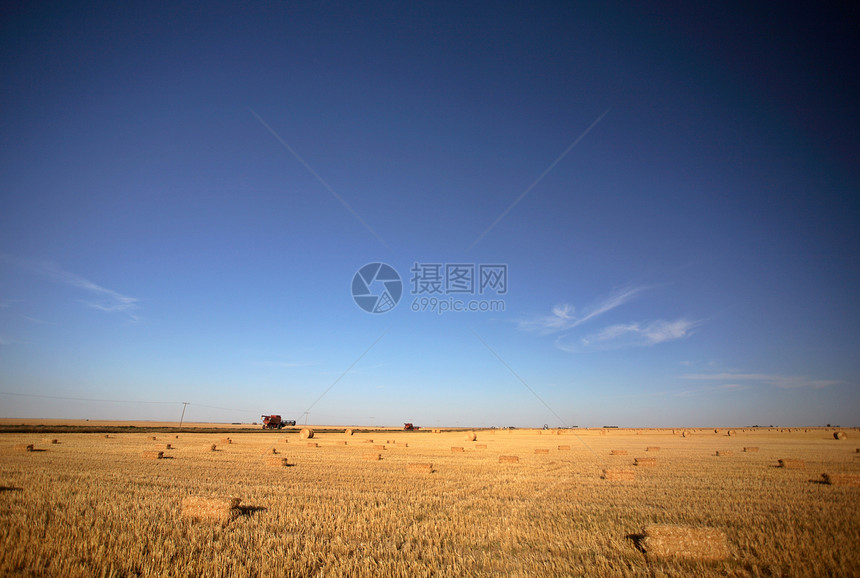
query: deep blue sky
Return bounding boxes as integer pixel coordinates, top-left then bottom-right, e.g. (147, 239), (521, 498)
(1, 2), (858, 427)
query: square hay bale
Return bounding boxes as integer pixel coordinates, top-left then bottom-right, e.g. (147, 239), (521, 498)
(220, 438), (232, 444)
(266, 457), (290, 467)
(778, 459), (805, 469)
(181, 497), (240, 524)
(307, 442), (318, 448)
(335, 441), (347, 445)
(15, 444), (35, 452)
(142, 451), (164, 459)
(558, 445), (571, 451)
(535, 449), (550, 454)
(363, 453), (381, 461)
(42, 438), (59, 445)
(646, 446), (660, 452)
(364, 439), (374, 443)
(408, 462), (433, 473)
(601, 469), (635, 480)
(165, 444), (173, 450)
(821, 473), (860, 487)
(743, 447), (759, 452)
(716, 450), (733, 457)
(373, 445), (386, 450)
(210, 444), (217, 451)
(151, 436), (157, 441)
(610, 450), (628, 455)
(634, 457), (657, 467)
(451, 446), (464, 453)
(641, 524), (729, 560)
(499, 455), (519, 463)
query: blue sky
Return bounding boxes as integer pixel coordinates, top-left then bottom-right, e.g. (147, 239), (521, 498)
(1, 2), (857, 427)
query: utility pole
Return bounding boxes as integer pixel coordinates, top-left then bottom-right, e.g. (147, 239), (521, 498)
(179, 402), (189, 428)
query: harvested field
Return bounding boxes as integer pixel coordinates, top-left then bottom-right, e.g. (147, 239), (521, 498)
(0, 427), (857, 576)
(779, 459), (805, 469)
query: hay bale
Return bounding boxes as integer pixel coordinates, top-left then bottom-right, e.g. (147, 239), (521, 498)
(634, 457), (657, 467)
(181, 496), (240, 524)
(499, 455), (519, 463)
(743, 447), (759, 453)
(299, 428), (314, 440)
(408, 462), (433, 473)
(476, 444), (487, 449)
(344, 429), (353, 436)
(646, 446), (660, 452)
(165, 444), (173, 450)
(364, 439), (374, 443)
(610, 450), (628, 456)
(601, 469), (634, 480)
(778, 459), (805, 469)
(307, 442), (318, 448)
(535, 449), (550, 454)
(821, 473), (860, 487)
(451, 446), (464, 453)
(558, 445), (571, 451)
(220, 438), (232, 444)
(15, 444), (34, 452)
(142, 451), (164, 459)
(465, 432), (477, 442)
(209, 444), (217, 452)
(373, 444), (386, 450)
(151, 436), (157, 441)
(681, 431), (690, 438)
(363, 453), (381, 461)
(834, 431), (847, 440)
(641, 524), (729, 560)
(42, 438), (59, 444)
(727, 430), (736, 436)
(715, 450), (733, 457)
(335, 441), (347, 445)
(266, 457), (289, 467)
(104, 435), (111, 439)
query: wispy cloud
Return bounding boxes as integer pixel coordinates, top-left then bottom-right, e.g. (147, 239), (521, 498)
(557, 318), (699, 352)
(681, 372), (840, 389)
(1, 256), (140, 320)
(519, 284), (651, 335)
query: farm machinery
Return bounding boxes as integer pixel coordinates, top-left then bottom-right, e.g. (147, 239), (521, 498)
(261, 415), (296, 429)
(403, 423), (420, 431)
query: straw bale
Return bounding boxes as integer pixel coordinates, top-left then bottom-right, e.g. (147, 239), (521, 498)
(646, 447), (660, 452)
(344, 429), (353, 436)
(834, 431), (847, 440)
(535, 449), (550, 454)
(601, 469), (634, 480)
(266, 457), (289, 467)
(743, 447), (759, 452)
(220, 438), (232, 444)
(299, 428), (314, 440)
(499, 455), (519, 463)
(407, 462), (433, 473)
(42, 438), (59, 444)
(210, 444), (217, 451)
(641, 524), (729, 560)
(821, 473), (860, 487)
(181, 496), (240, 524)
(465, 432), (477, 442)
(634, 457), (657, 467)
(558, 445), (571, 451)
(142, 450), (163, 459)
(363, 453), (381, 461)
(335, 441), (347, 445)
(15, 444), (34, 452)
(727, 430), (736, 436)
(451, 446), (464, 453)
(373, 445), (385, 450)
(476, 444), (487, 449)
(610, 449), (628, 455)
(715, 450), (733, 457)
(165, 443), (173, 450)
(307, 442), (318, 448)
(778, 459), (805, 469)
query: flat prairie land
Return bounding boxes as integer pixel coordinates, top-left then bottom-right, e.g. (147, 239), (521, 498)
(1, 427), (858, 576)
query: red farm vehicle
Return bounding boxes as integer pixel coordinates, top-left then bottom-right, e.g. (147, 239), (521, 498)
(261, 415), (296, 429)
(404, 423), (420, 431)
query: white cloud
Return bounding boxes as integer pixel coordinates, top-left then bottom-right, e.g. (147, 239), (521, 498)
(680, 372), (840, 389)
(519, 284), (651, 335)
(1, 255), (140, 320)
(559, 318), (699, 352)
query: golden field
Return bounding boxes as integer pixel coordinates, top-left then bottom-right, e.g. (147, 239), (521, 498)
(1, 426), (858, 577)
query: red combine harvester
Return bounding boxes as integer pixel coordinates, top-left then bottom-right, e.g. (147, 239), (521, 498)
(403, 423), (420, 431)
(261, 415), (296, 429)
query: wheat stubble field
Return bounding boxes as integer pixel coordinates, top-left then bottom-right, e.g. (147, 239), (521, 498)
(1, 426), (858, 577)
